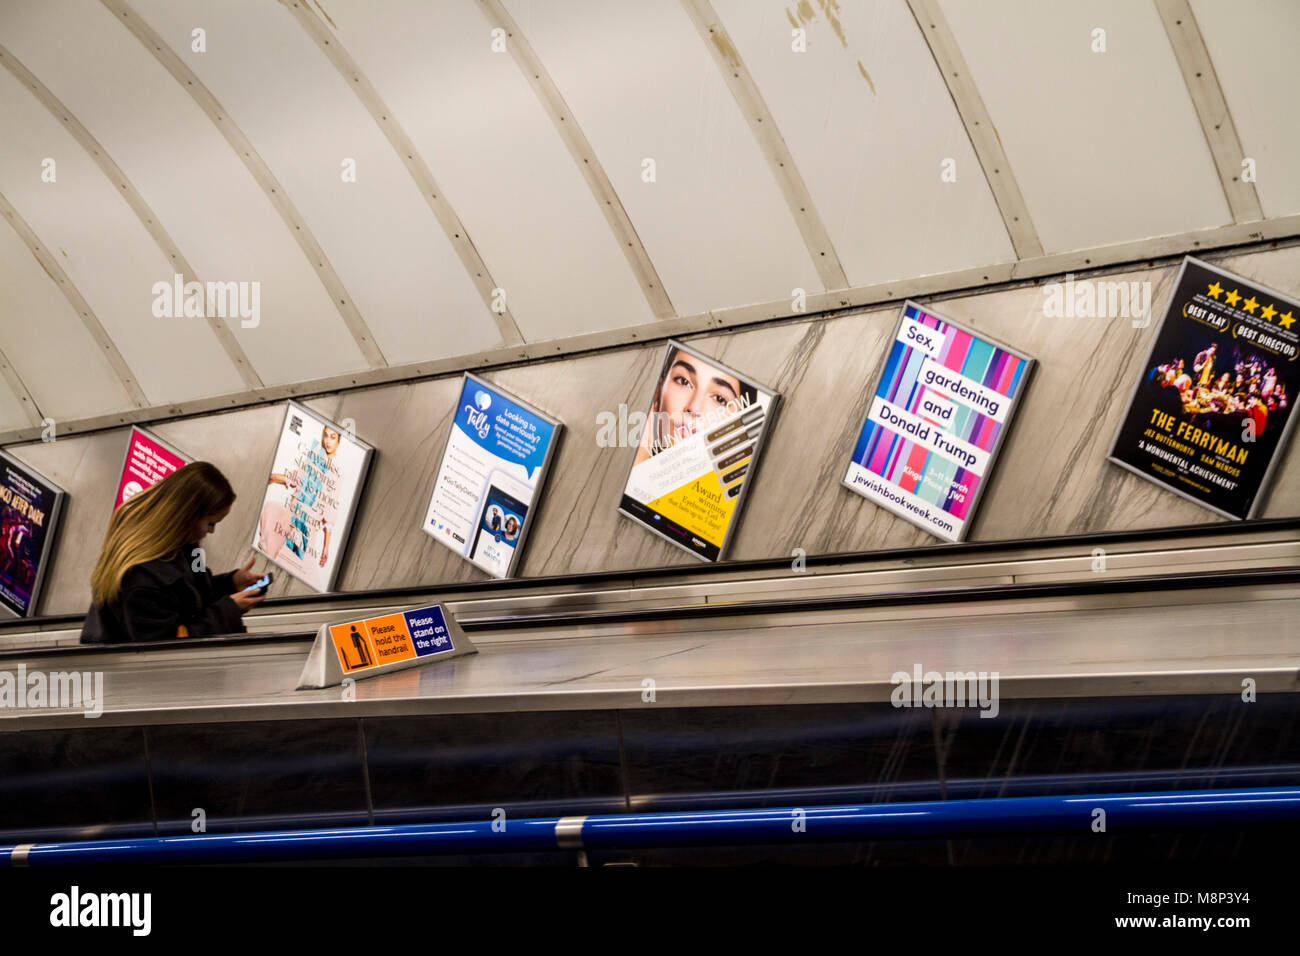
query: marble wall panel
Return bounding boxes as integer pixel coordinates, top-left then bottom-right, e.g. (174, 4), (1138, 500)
(7, 247), (1296, 614)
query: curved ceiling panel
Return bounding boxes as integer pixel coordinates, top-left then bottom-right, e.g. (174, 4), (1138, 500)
(128, 0), (503, 366)
(716, 0), (1016, 286)
(939, 0), (1232, 253)
(0, 369), (33, 433)
(314, 0), (659, 341)
(505, 0), (824, 316)
(1191, 0), (1300, 219)
(0, 221), (128, 421)
(0, 0), (370, 388)
(0, 66), (246, 405)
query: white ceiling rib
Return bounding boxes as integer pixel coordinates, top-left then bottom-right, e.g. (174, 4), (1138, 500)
(3, 214), (1295, 446)
(0, 346), (42, 428)
(906, 0), (1043, 258)
(0, 42), (264, 390)
(278, 0), (524, 347)
(478, 0), (676, 319)
(1154, 0), (1263, 224)
(681, 0), (848, 291)
(101, 0), (388, 369)
(0, 369), (34, 432)
(0, 0), (1292, 441)
(1190, 0), (1300, 220)
(711, 0), (1016, 289)
(0, 190), (147, 408)
(937, 0), (1232, 254)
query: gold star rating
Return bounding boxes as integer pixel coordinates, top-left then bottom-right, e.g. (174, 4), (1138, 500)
(1242, 296), (1259, 313)
(1261, 303), (1277, 322)
(1206, 281), (1223, 299)
(1225, 288), (1242, 307)
(1280, 311), (1296, 330)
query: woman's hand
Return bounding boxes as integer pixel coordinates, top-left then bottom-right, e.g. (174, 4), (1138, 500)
(231, 556), (261, 590)
(230, 589), (265, 614)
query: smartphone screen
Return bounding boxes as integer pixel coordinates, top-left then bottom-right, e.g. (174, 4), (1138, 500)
(469, 485), (529, 575)
(243, 573), (271, 593)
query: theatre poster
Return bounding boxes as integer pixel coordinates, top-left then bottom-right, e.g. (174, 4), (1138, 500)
(252, 401), (374, 592)
(114, 426), (190, 510)
(422, 374), (561, 579)
(842, 301), (1035, 542)
(619, 340), (781, 562)
(1108, 257), (1298, 519)
(0, 450), (65, 618)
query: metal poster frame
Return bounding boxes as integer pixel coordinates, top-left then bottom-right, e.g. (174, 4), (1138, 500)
(617, 338), (782, 563)
(421, 372), (563, 579)
(114, 425), (191, 510)
(0, 449), (66, 619)
(1106, 256), (1300, 520)
(251, 399), (375, 593)
(840, 300), (1036, 542)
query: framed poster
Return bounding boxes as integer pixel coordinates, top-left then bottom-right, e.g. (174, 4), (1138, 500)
(1108, 256), (1298, 519)
(252, 401), (374, 593)
(422, 373), (561, 579)
(618, 340), (781, 562)
(842, 301), (1035, 542)
(0, 450), (65, 618)
(114, 426), (190, 509)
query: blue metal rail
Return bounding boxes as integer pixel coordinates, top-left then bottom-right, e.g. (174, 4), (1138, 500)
(4, 787), (1298, 866)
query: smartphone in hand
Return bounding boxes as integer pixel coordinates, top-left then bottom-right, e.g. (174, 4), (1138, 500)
(242, 572), (273, 596)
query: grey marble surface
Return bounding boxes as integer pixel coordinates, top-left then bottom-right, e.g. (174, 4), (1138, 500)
(7, 247), (1298, 615)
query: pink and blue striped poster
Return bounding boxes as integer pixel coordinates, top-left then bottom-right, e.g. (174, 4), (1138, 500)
(842, 302), (1034, 541)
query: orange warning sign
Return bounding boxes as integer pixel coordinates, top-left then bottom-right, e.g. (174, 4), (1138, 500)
(329, 612), (417, 674)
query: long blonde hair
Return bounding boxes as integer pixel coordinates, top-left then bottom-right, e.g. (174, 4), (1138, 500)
(91, 461), (235, 605)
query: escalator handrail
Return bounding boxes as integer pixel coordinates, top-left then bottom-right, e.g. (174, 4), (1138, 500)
(3, 565), (1296, 660)
(4, 515), (1297, 633)
(5, 786), (1298, 864)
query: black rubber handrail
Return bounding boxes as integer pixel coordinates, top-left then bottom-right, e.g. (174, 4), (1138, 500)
(0, 630), (315, 661)
(3, 565), (1295, 661)
(4, 515), (1296, 633)
(458, 564), (1300, 630)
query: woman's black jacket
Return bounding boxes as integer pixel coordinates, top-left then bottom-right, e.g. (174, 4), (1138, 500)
(80, 549), (246, 644)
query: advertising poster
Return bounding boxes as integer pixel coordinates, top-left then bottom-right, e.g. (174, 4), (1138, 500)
(422, 374), (561, 579)
(253, 401), (374, 592)
(842, 301), (1034, 542)
(618, 340), (781, 562)
(0, 451), (65, 618)
(1108, 257), (1298, 519)
(114, 427), (190, 510)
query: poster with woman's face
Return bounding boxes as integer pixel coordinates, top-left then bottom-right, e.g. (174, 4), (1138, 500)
(619, 340), (780, 561)
(252, 402), (373, 592)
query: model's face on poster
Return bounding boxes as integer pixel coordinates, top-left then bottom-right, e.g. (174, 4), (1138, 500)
(655, 349), (743, 447)
(321, 427), (340, 456)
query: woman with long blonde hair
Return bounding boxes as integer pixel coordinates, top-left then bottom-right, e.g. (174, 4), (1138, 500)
(81, 461), (265, 644)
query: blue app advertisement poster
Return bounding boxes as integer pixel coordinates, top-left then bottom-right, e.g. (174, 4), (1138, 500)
(422, 374), (561, 578)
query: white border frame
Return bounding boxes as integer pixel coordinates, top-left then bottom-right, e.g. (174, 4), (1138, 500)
(617, 339), (783, 563)
(419, 372), (564, 579)
(0, 449), (66, 619)
(1106, 256), (1300, 520)
(113, 425), (191, 510)
(251, 399), (375, 593)
(839, 299), (1037, 543)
